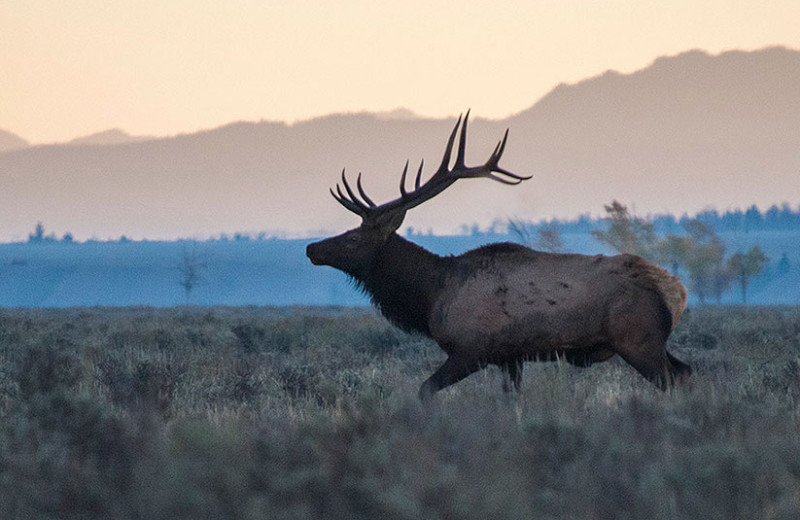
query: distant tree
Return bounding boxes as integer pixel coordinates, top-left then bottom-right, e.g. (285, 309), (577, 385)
(684, 219), (718, 245)
(656, 234), (693, 276)
(727, 246), (769, 304)
(744, 204), (762, 233)
(591, 200), (657, 260)
(590, 203), (729, 301)
(28, 222), (45, 243)
(467, 224), (481, 237)
(765, 204), (781, 229)
(177, 242), (207, 304)
(507, 218), (533, 246)
(682, 220), (729, 304)
(27, 222), (58, 244)
(710, 266), (732, 304)
(685, 242), (727, 304)
(777, 253), (790, 275)
(536, 222), (565, 253)
(508, 219), (565, 253)
(778, 203), (799, 230)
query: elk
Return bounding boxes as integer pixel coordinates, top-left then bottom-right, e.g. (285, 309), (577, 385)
(306, 112), (691, 400)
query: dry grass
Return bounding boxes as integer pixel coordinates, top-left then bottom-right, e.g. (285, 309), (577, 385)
(0, 305), (798, 519)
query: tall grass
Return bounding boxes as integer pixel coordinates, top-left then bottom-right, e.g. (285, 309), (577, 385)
(0, 306), (798, 519)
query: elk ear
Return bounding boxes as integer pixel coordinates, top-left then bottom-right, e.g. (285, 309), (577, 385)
(371, 210), (407, 237)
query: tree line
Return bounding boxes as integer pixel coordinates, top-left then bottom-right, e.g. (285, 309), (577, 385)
(590, 201), (769, 304)
(510, 202), (800, 236)
(19, 202), (793, 304)
(513, 201), (773, 304)
(25, 202), (800, 246)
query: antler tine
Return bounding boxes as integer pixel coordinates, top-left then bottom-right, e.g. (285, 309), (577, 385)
(479, 128), (507, 173)
(491, 129), (508, 165)
(334, 183), (355, 208)
(399, 160), (410, 199)
(494, 168), (532, 182)
(415, 159), (424, 190)
(463, 128), (532, 185)
(436, 113), (463, 174)
(331, 169), (371, 216)
(331, 186), (366, 216)
(454, 109), (470, 169)
(484, 173), (524, 185)
(493, 129), (532, 183)
(356, 173), (376, 207)
(340, 169), (364, 207)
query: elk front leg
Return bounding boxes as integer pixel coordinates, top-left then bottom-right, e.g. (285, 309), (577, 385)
(419, 354), (482, 402)
(501, 360), (523, 393)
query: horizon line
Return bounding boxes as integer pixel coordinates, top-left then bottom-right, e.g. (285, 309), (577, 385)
(5, 200), (798, 245)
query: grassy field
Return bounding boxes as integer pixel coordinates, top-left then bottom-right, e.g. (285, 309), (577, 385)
(0, 305), (798, 519)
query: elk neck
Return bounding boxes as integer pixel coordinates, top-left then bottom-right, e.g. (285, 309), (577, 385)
(358, 233), (447, 336)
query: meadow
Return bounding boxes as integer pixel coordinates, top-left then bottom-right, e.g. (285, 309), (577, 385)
(0, 305), (798, 519)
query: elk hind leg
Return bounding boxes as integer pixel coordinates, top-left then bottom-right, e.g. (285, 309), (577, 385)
(419, 354), (482, 402)
(617, 340), (679, 391)
(611, 294), (684, 390)
(667, 351), (692, 382)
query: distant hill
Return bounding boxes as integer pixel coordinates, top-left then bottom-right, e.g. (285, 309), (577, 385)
(67, 128), (154, 146)
(1, 47), (798, 241)
(0, 129), (29, 153)
(506, 46), (800, 222)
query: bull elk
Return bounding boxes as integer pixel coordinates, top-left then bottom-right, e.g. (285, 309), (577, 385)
(306, 112), (691, 400)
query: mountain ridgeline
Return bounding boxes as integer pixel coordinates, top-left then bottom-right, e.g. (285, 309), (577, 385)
(1, 47), (799, 241)
(0, 129), (29, 154)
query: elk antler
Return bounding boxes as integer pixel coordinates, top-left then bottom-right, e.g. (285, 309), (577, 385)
(331, 110), (530, 220)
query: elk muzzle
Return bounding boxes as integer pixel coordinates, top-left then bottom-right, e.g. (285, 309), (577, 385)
(306, 240), (326, 266)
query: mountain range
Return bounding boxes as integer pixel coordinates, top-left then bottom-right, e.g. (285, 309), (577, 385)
(1, 46), (799, 241)
(0, 129), (29, 153)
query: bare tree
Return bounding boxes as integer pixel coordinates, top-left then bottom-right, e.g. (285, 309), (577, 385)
(507, 218), (534, 246)
(536, 222), (565, 253)
(508, 219), (564, 253)
(727, 246), (769, 304)
(591, 201), (658, 260)
(656, 234), (693, 277)
(177, 242), (207, 304)
(590, 204), (770, 304)
(683, 221), (728, 304)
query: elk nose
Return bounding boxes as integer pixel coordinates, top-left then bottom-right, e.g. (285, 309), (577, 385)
(306, 242), (321, 265)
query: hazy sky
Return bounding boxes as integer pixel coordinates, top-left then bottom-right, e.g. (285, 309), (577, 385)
(3, 1), (800, 144)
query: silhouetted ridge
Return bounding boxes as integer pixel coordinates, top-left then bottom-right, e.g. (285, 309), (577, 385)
(0, 47), (798, 241)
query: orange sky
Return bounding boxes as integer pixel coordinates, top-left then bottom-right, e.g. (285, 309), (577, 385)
(2, 1), (800, 144)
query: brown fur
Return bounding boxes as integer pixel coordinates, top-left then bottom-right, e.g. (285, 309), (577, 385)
(308, 234), (692, 400)
(632, 259), (688, 330)
(306, 112), (690, 400)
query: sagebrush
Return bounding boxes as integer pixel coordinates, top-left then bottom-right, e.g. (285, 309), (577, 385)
(0, 306), (798, 519)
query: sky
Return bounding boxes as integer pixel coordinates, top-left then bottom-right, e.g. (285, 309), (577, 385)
(3, 1), (800, 145)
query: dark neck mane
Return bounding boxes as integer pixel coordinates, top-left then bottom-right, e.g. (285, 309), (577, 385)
(356, 234), (446, 336)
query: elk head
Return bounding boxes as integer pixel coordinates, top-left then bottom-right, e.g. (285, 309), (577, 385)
(306, 111), (530, 278)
